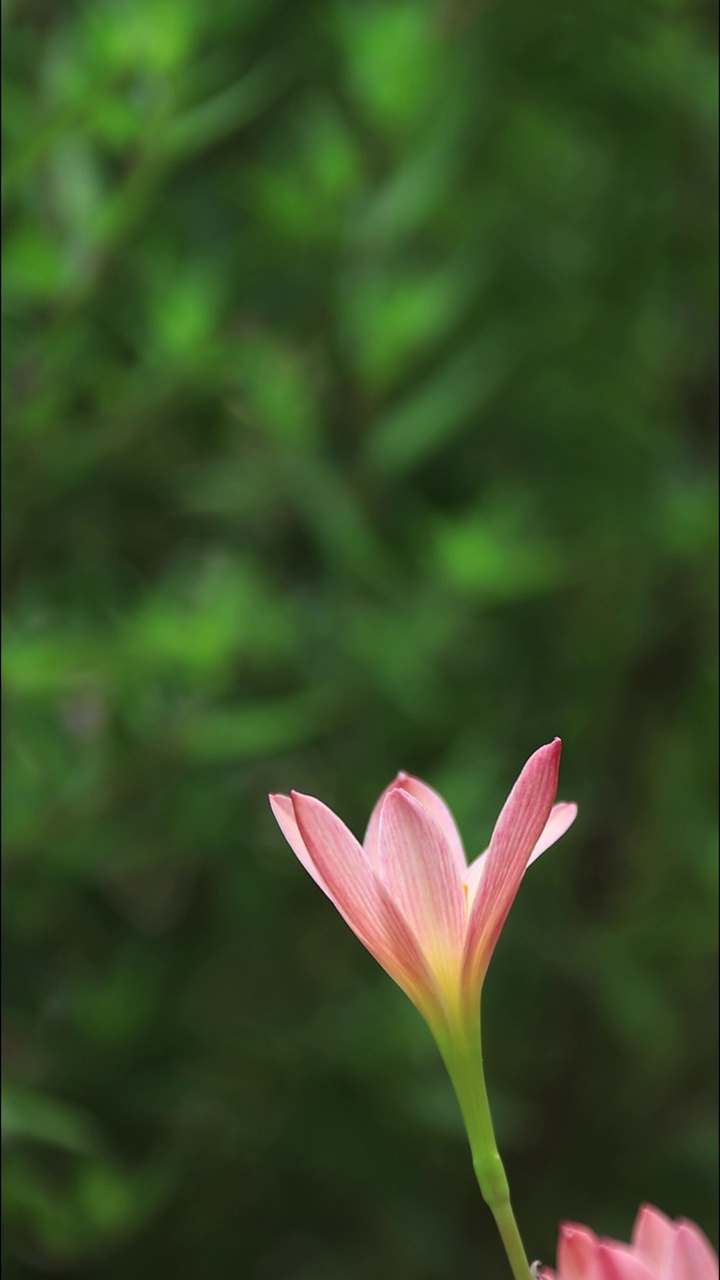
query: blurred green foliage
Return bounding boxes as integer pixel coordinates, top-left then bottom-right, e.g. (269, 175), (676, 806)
(2, 0), (718, 1277)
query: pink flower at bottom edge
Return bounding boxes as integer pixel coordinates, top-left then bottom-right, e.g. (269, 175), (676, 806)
(539, 1204), (718, 1280)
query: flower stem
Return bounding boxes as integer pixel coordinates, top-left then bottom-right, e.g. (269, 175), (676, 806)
(436, 1011), (532, 1280)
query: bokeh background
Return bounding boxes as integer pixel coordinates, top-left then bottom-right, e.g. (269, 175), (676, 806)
(3, 1), (718, 1277)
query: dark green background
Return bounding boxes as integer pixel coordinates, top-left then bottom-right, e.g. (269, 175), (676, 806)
(3, 1), (718, 1277)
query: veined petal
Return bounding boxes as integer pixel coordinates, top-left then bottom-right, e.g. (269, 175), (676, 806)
(463, 800), (577, 908)
(377, 788), (466, 979)
(270, 794), (328, 892)
(462, 740), (562, 996)
(631, 1205), (675, 1272)
(363, 772), (467, 872)
(671, 1223), (719, 1280)
(363, 777), (400, 870)
(393, 774), (467, 870)
(289, 791), (443, 1018)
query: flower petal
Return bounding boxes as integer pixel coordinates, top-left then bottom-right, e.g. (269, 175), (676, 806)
(269, 794), (328, 892)
(557, 1224), (600, 1280)
(377, 788), (466, 979)
(595, 1244), (654, 1280)
(363, 772), (467, 872)
(631, 1204), (675, 1272)
(671, 1222), (719, 1280)
(549, 1208), (717, 1280)
(363, 777), (401, 870)
(393, 774), (467, 870)
(462, 740), (562, 995)
(527, 801), (578, 868)
(289, 791), (443, 1017)
(463, 800), (577, 907)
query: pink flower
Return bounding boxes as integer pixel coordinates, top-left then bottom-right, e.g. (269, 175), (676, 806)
(539, 1205), (718, 1280)
(270, 739), (576, 1031)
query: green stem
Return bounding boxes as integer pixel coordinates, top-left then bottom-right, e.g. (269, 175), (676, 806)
(435, 1010), (532, 1280)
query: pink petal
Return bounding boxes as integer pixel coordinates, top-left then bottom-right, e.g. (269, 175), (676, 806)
(363, 777), (400, 870)
(671, 1222), (719, 1280)
(364, 773), (467, 872)
(289, 792), (443, 1017)
(557, 1224), (601, 1280)
(393, 774), (467, 870)
(527, 801), (578, 868)
(462, 740), (562, 995)
(269, 794), (328, 892)
(377, 788), (466, 976)
(631, 1205), (676, 1272)
(595, 1244), (654, 1280)
(463, 800), (577, 906)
